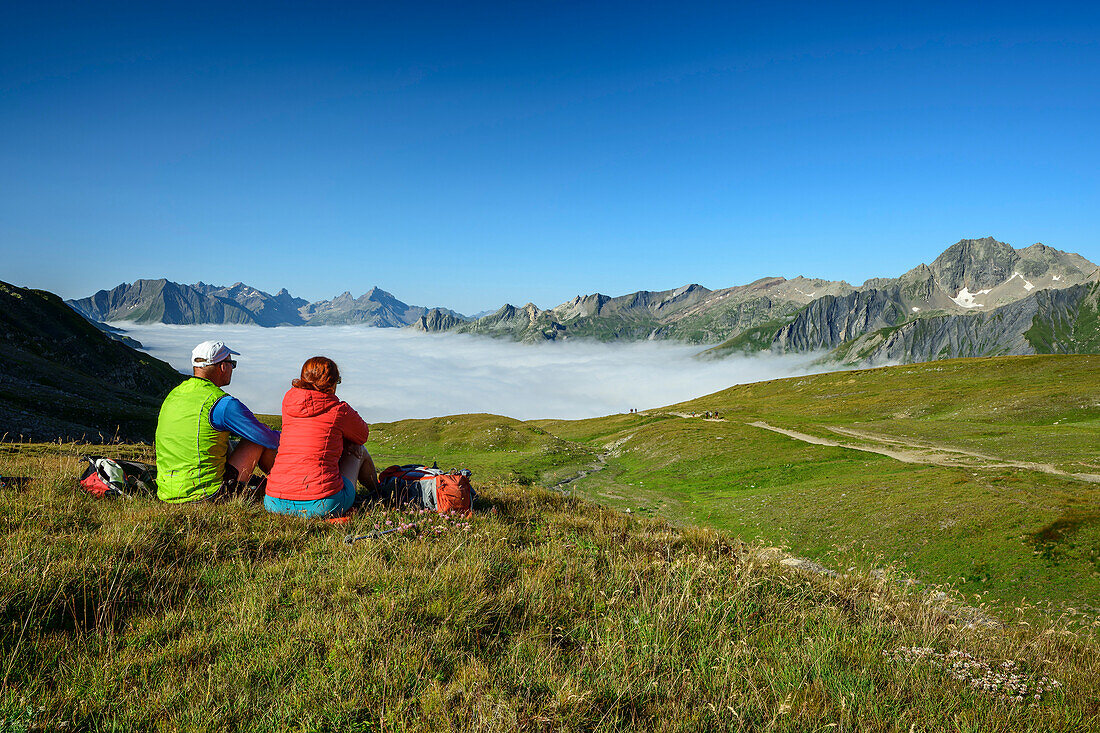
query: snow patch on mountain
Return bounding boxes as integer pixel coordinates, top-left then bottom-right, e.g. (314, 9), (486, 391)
(951, 287), (991, 309)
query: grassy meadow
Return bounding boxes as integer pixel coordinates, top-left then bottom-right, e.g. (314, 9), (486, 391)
(1, 354), (1099, 729)
(523, 354), (1100, 613)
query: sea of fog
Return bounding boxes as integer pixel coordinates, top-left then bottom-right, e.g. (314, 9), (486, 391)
(117, 324), (835, 422)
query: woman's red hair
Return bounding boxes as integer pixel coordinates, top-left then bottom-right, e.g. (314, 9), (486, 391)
(292, 356), (341, 394)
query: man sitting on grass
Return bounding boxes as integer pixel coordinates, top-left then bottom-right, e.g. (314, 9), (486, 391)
(155, 340), (280, 503)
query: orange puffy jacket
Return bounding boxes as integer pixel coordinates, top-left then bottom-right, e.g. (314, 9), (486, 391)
(265, 387), (369, 501)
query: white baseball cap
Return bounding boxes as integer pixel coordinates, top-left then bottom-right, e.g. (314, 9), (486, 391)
(191, 340), (240, 367)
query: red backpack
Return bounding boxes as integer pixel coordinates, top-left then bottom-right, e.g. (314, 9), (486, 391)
(377, 465), (474, 516)
(78, 456), (156, 498)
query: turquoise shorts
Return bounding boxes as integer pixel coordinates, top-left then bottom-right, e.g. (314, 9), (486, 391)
(264, 477), (356, 518)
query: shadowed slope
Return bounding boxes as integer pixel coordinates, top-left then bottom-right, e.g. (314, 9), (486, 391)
(0, 280), (183, 441)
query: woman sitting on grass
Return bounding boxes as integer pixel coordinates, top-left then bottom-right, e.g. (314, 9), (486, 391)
(264, 356), (379, 518)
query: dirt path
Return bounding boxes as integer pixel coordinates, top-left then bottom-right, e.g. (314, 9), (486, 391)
(826, 426), (1001, 461)
(747, 421), (932, 464)
(667, 412), (727, 422)
(828, 425), (1100, 484)
(747, 421), (1100, 484)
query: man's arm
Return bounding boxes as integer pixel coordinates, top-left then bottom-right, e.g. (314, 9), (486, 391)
(210, 396), (280, 450)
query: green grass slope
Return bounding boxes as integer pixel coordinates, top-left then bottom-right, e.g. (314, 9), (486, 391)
(2, 444), (1098, 730)
(530, 355), (1100, 612)
(365, 414), (597, 487)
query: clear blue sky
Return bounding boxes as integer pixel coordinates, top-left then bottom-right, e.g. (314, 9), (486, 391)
(2, 1), (1098, 314)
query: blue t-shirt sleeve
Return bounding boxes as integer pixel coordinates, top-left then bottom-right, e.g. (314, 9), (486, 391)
(209, 396), (281, 450)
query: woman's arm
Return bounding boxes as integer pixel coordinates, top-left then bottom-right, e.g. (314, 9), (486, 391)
(338, 403), (370, 445)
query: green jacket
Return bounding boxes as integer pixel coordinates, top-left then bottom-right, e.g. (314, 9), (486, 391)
(155, 378), (229, 502)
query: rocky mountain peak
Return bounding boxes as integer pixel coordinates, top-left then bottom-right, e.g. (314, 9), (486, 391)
(745, 277), (788, 290)
(896, 263), (934, 284)
(1021, 243), (1052, 254)
(930, 237), (1019, 294)
(412, 307), (466, 333)
(671, 283), (706, 297)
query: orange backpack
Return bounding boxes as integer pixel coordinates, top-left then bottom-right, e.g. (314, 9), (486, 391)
(377, 465), (474, 516)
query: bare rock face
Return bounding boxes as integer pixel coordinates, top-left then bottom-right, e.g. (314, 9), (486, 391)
(443, 238), (1092, 352)
(930, 237), (1020, 294)
(550, 285), (712, 323)
(774, 289), (909, 352)
(455, 303), (566, 342)
(205, 283), (307, 326)
(834, 282), (1100, 365)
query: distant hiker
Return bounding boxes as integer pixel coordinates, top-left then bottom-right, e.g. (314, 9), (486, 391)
(264, 356), (379, 519)
(155, 340), (280, 503)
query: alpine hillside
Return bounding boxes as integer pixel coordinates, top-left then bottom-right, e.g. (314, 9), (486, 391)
(0, 280), (183, 441)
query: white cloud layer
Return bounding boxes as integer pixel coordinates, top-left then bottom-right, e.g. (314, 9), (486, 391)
(118, 325), (836, 422)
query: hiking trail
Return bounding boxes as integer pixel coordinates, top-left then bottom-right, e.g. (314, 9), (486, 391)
(550, 454), (608, 491)
(747, 421), (1100, 484)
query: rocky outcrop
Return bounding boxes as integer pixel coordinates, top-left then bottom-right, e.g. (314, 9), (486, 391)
(548, 285), (713, 335)
(197, 283), (308, 326)
(412, 308), (466, 333)
(765, 239), (1099, 360)
(450, 280), (850, 344)
(658, 295), (805, 344)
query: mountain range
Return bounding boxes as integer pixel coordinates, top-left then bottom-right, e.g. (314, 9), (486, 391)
(66, 237), (1100, 366)
(68, 279), (468, 328)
